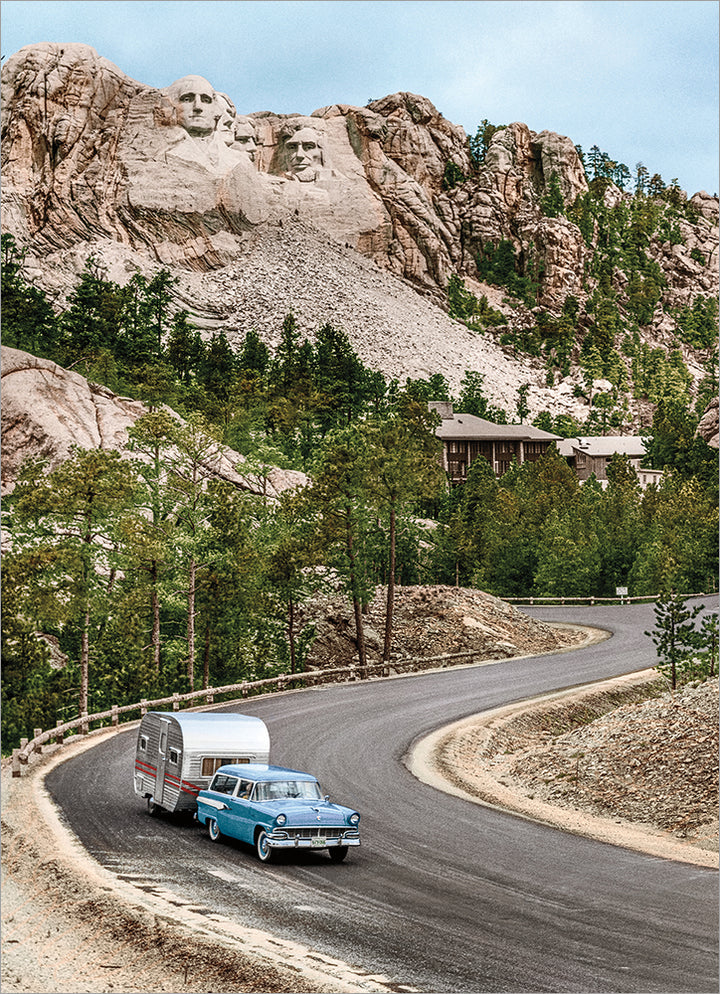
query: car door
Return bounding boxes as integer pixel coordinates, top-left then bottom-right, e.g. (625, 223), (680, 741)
(225, 778), (255, 844)
(206, 773), (238, 836)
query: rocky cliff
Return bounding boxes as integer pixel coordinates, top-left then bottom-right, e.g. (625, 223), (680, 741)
(0, 345), (306, 496)
(2, 42), (718, 417)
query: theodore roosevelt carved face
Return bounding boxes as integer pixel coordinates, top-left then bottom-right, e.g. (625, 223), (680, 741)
(234, 117), (258, 161)
(284, 127), (324, 181)
(167, 75), (218, 137)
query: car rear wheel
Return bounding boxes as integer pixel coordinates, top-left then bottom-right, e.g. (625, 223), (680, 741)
(207, 817), (222, 842)
(329, 845), (349, 863)
(255, 829), (274, 862)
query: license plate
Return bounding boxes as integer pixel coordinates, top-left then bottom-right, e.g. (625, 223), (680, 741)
(311, 837), (326, 847)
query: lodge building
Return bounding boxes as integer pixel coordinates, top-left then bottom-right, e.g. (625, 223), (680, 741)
(430, 402), (560, 484)
(431, 402), (663, 489)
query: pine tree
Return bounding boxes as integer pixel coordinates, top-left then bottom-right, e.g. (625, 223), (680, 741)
(645, 590), (703, 689)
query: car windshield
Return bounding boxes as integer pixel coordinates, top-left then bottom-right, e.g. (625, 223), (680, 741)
(253, 779), (322, 802)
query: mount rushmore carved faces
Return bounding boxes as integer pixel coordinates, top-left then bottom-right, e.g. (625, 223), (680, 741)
(166, 74), (218, 137)
(284, 127), (325, 182)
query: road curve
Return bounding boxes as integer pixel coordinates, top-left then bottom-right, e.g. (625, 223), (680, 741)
(46, 602), (719, 993)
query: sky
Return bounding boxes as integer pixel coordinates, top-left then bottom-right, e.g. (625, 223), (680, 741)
(2, 0), (718, 196)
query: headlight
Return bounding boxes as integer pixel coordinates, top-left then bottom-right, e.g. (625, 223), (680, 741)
(276, 814), (287, 826)
(349, 812), (360, 825)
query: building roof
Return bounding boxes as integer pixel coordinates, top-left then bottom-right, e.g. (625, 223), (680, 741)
(555, 436), (648, 458)
(434, 411), (560, 442)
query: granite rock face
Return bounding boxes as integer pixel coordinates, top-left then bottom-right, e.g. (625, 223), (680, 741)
(0, 346), (307, 496)
(0, 42), (591, 294)
(1, 42), (718, 423)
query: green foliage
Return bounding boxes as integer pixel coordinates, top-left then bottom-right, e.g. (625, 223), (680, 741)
(672, 295), (719, 350)
(540, 172), (565, 218)
(468, 120), (505, 166)
(644, 591), (705, 688)
(476, 240), (539, 307)
(447, 275), (505, 329)
(442, 160), (467, 190)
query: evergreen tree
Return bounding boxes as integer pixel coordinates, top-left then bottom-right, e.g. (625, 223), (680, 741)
(645, 590), (703, 689)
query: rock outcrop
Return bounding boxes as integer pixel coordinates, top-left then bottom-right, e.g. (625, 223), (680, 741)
(0, 346), (306, 497)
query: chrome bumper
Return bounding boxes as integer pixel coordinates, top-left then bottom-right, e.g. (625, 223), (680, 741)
(267, 832), (360, 850)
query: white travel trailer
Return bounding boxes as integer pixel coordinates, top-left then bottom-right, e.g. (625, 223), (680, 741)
(134, 711), (270, 815)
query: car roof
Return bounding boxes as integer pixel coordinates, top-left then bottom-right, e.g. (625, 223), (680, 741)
(214, 763), (318, 782)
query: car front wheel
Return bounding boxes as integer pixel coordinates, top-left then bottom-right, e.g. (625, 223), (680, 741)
(207, 817), (222, 843)
(255, 829), (274, 862)
(329, 845), (349, 862)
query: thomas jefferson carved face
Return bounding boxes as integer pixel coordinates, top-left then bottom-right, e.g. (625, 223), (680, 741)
(216, 93), (236, 146)
(285, 127), (324, 181)
(167, 75), (217, 137)
(233, 118), (258, 161)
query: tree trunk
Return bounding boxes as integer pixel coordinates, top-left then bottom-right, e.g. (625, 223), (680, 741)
(345, 509), (367, 673)
(151, 562), (161, 674)
(287, 594), (297, 674)
(187, 559), (196, 688)
(203, 622), (211, 689)
(80, 606), (90, 716)
(383, 502), (396, 663)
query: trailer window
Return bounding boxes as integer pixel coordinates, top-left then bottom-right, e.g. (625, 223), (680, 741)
(138, 735), (148, 751)
(169, 748), (180, 765)
(202, 757), (249, 776)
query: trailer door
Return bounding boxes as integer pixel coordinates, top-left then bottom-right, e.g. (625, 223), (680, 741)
(156, 717), (171, 805)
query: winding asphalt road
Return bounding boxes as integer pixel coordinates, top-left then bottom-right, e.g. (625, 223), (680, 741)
(46, 602), (718, 993)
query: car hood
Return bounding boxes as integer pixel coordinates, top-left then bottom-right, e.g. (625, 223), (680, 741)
(256, 799), (357, 825)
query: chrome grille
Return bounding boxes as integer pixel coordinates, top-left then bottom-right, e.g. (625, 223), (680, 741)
(280, 826), (346, 839)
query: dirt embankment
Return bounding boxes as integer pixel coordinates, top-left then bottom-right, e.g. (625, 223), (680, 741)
(413, 673), (718, 868)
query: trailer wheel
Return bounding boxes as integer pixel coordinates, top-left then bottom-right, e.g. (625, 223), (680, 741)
(255, 829), (274, 862)
(207, 817), (222, 843)
(147, 797), (161, 817)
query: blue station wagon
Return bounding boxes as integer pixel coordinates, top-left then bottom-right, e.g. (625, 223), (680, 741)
(195, 763), (361, 862)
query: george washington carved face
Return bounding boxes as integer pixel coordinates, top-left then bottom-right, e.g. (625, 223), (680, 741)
(284, 127), (324, 181)
(166, 75), (218, 137)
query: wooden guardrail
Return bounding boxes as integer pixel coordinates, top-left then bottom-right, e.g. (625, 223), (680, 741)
(12, 590), (715, 776)
(10, 649), (486, 777)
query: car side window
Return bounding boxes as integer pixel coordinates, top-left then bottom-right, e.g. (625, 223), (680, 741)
(210, 773), (239, 795)
(236, 779), (253, 799)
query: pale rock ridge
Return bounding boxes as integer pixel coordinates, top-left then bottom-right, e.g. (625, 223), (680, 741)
(0, 346), (306, 497)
